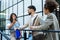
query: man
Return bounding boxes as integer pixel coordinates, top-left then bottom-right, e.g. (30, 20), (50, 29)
(20, 5), (42, 40)
(30, 1), (59, 40)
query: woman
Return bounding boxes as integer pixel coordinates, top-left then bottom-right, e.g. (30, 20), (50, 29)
(41, 1), (59, 40)
(43, 1), (59, 40)
(8, 13), (20, 40)
(30, 1), (59, 40)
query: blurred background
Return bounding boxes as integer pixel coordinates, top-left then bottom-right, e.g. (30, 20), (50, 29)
(0, 0), (60, 40)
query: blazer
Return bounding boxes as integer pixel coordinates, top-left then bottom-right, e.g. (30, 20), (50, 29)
(32, 13), (59, 40)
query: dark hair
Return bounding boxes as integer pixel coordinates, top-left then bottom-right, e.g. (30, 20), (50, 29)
(10, 13), (17, 23)
(44, 1), (58, 13)
(28, 5), (36, 11)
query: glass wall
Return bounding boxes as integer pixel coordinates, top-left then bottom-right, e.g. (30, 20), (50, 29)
(1, 0), (46, 28)
(1, 0), (46, 39)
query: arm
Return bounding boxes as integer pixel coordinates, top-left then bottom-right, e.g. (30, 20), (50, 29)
(8, 23), (15, 29)
(20, 22), (29, 30)
(31, 17), (53, 30)
(8, 20), (16, 29)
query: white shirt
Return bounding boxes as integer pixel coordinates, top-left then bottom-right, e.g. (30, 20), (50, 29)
(29, 14), (38, 26)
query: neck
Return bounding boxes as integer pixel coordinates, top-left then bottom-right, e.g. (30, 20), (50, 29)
(13, 19), (16, 21)
(31, 12), (35, 16)
(46, 12), (50, 15)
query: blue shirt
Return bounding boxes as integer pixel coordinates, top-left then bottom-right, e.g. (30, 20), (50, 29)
(8, 21), (20, 33)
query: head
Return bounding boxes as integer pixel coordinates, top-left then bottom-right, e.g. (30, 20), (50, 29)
(44, 1), (58, 15)
(10, 13), (17, 23)
(28, 5), (36, 15)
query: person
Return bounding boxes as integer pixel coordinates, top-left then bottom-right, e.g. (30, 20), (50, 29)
(30, 1), (59, 40)
(19, 5), (42, 40)
(7, 13), (20, 40)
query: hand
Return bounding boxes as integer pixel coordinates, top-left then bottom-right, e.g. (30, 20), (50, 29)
(12, 20), (16, 24)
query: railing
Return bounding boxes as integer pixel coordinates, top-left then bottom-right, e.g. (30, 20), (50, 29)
(0, 29), (60, 40)
(0, 31), (10, 40)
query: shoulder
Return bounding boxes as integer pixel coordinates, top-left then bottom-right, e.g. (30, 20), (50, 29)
(36, 14), (42, 18)
(37, 14), (43, 21)
(51, 13), (58, 21)
(47, 13), (53, 19)
(51, 13), (56, 17)
(51, 13), (57, 19)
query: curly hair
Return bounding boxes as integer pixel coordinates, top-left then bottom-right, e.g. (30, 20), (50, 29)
(44, 1), (58, 13)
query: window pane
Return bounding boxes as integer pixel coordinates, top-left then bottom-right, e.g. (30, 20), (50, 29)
(43, 0), (46, 8)
(1, 0), (5, 11)
(18, 1), (23, 16)
(24, 0), (31, 15)
(13, 5), (17, 15)
(8, 7), (13, 18)
(13, 0), (17, 4)
(24, 16), (30, 24)
(5, 0), (9, 9)
(1, 0), (4, 11)
(9, 0), (12, 6)
(32, 0), (42, 12)
(6, 9), (9, 19)
(4, 0), (6, 10)
(18, 17), (23, 26)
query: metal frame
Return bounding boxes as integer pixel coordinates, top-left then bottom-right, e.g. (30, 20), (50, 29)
(0, 29), (60, 40)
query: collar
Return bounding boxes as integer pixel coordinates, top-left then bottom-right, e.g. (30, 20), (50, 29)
(31, 14), (37, 18)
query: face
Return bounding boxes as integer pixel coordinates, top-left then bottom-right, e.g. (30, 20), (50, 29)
(12, 15), (16, 20)
(44, 8), (49, 15)
(28, 8), (33, 15)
